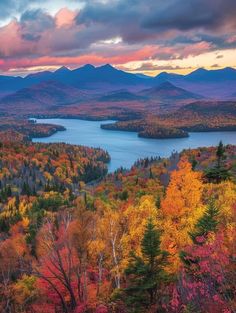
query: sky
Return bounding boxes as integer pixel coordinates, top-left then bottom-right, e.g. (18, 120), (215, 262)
(0, 0), (236, 76)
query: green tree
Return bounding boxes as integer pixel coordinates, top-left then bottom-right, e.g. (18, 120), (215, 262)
(189, 199), (219, 245)
(216, 140), (225, 168)
(124, 220), (169, 312)
(205, 141), (230, 183)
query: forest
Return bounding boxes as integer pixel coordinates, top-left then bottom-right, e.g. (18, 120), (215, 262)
(0, 139), (235, 313)
(101, 120), (189, 139)
(100, 101), (236, 139)
(0, 118), (65, 143)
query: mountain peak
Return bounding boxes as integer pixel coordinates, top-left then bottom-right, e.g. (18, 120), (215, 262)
(221, 66), (236, 73)
(55, 66), (70, 73)
(82, 64), (95, 70)
(189, 68), (208, 75)
(99, 64), (116, 70)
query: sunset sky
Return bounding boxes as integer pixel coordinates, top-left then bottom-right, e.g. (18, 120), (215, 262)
(0, 0), (236, 76)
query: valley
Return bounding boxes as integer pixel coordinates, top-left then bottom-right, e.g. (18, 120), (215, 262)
(1, 1), (236, 312)
(0, 65), (236, 141)
(32, 118), (236, 172)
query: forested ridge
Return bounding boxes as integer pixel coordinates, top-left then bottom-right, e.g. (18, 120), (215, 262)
(0, 141), (235, 313)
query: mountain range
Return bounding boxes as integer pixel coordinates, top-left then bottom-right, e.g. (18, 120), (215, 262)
(1, 65), (236, 100)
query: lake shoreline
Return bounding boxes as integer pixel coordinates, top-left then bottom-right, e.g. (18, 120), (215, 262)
(32, 118), (236, 172)
(31, 116), (236, 141)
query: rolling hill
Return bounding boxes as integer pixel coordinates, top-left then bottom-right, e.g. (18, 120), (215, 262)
(98, 90), (147, 102)
(0, 80), (89, 115)
(140, 81), (203, 103)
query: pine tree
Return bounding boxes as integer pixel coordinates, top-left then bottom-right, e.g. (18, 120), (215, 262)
(124, 220), (169, 312)
(189, 199), (220, 245)
(6, 185), (12, 197)
(216, 140), (225, 168)
(155, 195), (161, 209)
(205, 141), (230, 183)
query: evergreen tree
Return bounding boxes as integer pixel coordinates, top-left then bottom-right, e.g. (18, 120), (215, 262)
(189, 199), (220, 245)
(123, 220), (169, 312)
(216, 140), (225, 168)
(149, 168), (154, 179)
(155, 194), (161, 210)
(6, 185), (12, 197)
(205, 141), (230, 183)
(21, 181), (31, 196)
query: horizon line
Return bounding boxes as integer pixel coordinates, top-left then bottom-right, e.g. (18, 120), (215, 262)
(1, 64), (236, 79)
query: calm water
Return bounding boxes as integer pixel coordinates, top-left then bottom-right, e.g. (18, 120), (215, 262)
(32, 118), (236, 172)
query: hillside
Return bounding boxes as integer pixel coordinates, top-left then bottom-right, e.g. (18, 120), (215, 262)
(0, 80), (89, 114)
(0, 141), (234, 312)
(140, 81), (203, 103)
(1, 65), (236, 99)
(100, 100), (236, 137)
(98, 90), (147, 102)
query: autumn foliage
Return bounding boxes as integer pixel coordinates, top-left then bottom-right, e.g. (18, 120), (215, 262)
(0, 142), (235, 312)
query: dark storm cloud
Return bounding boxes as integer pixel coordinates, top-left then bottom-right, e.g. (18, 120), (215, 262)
(143, 0), (236, 32)
(0, 0), (236, 72)
(20, 9), (55, 41)
(76, 0), (154, 44)
(76, 0), (236, 42)
(21, 33), (41, 42)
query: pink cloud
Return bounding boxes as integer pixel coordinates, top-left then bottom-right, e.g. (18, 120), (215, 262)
(55, 8), (77, 28)
(0, 4), (234, 75)
(0, 45), (160, 71)
(180, 41), (213, 58)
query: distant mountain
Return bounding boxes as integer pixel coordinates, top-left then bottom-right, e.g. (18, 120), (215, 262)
(25, 71), (53, 85)
(0, 75), (26, 95)
(0, 64), (147, 96)
(0, 80), (89, 114)
(182, 100), (236, 115)
(135, 73), (152, 79)
(54, 66), (71, 74)
(185, 67), (236, 82)
(153, 67), (236, 83)
(98, 90), (147, 102)
(1, 65), (236, 99)
(140, 81), (203, 103)
(154, 72), (183, 84)
(152, 67), (236, 99)
(64, 64), (146, 88)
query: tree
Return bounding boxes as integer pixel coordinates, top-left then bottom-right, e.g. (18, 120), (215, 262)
(35, 215), (78, 313)
(189, 199), (220, 244)
(205, 141), (231, 183)
(216, 140), (225, 168)
(123, 220), (169, 312)
(160, 157), (203, 270)
(175, 198), (233, 313)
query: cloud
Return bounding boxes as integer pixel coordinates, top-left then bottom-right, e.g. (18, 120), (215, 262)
(143, 0), (236, 32)
(122, 62), (193, 72)
(0, 0), (47, 19)
(76, 0), (236, 42)
(0, 0), (236, 73)
(211, 63), (219, 68)
(55, 8), (77, 28)
(20, 9), (55, 42)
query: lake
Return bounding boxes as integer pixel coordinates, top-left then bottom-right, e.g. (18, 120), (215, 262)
(32, 118), (236, 172)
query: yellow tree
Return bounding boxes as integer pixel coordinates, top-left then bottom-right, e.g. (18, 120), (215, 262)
(96, 203), (124, 290)
(121, 195), (158, 269)
(160, 157), (204, 270)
